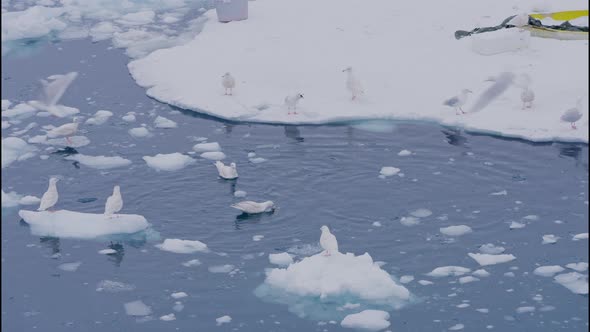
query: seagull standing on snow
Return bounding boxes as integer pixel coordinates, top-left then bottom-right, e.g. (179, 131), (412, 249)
(104, 185), (123, 217)
(320, 225), (338, 256)
(561, 99), (583, 129)
(222, 72), (235, 95)
(285, 93), (304, 115)
(46, 116), (79, 144)
(342, 67), (364, 100)
(38, 177), (59, 212)
(443, 89), (472, 115)
(231, 200), (275, 214)
(215, 161), (238, 179)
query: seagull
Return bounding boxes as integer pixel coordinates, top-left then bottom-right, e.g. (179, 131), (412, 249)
(342, 67), (364, 100)
(215, 161), (238, 179)
(38, 177), (59, 212)
(46, 116), (79, 144)
(443, 89), (472, 115)
(320, 225), (338, 256)
(470, 71), (516, 113)
(31, 72), (78, 116)
(231, 200), (275, 214)
(285, 93), (304, 115)
(104, 185), (123, 217)
(222, 72), (235, 95)
(520, 87), (535, 109)
(561, 100), (583, 129)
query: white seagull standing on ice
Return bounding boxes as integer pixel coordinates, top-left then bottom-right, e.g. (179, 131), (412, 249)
(320, 225), (338, 256)
(222, 72), (235, 95)
(443, 89), (472, 115)
(285, 93), (304, 115)
(342, 67), (364, 100)
(231, 200), (275, 214)
(104, 185), (123, 217)
(38, 177), (59, 212)
(561, 99), (583, 129)
(215, 161), (238, 179)
(46, 116), (79, 144)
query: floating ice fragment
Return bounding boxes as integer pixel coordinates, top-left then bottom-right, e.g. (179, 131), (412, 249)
(379, 167), (400, 177)
(171, 292), (187, 299)
(410, 208), (432, 218)
(200, 151), (226, 161)
(154, 116), (177, 128)
(65, 154), (131, 170)
(216, 315), (232, 325)
(468, 253), (516, 266)
(58, 261), (82, 272)
(542, 234), (559, 244)
(426, 266), (471, 277)
(124, 300), (151, 316)
(143, 153), (195, 171)
(341, 310), (390, 331)
(156, 239), (208, 254)
(208, 264), (235, 273)
(269, 253), (293, 266)
(440, 225), (472, 236)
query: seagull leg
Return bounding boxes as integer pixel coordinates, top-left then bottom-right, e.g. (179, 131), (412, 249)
(572, 123), (577, 129)
(229, 88), (233, 96)
(460, 107), (466, 114)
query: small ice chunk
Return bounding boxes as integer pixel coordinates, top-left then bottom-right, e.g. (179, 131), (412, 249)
(173, 301), (184, 312)
(440, 225), (472, 236)
(410, 208), (432, 218)
(509, 222), (525, 229)
(85, 110), (113, 126)
(208, 264), (235, 273)
(490, 190), (507, 196)
(379, 166), (400, 177)
(171, 292), (187, 299)
(252, 235), (264, 241)
(478, 244), (505, 254)
(1, 99), (11, 110)
(234, 190), (247, 198)
(399, 275), (414, 284)
(459, 276), (479, 284)
(448, 323), (464, 330)
(426, 266), (471, 277)
(200, 151), (226, 161)
(337, 303), (361, 311)
(472, 269), (490, 277)
(156, 239), (208, 254)
(65, 154), (131, 170)
(122, 113), (136, 122)
(249, 157), (267, 163)
(418, 280), (433, 285)
(216, 315), (232, 325)
(58, 261), (82, 272)
(523, 215), (539, 221)
(160, 313), (176, 321)
(516, 306), (535, 314)
(182, 259), (201, 267)
(143, 153), (195, 171)
(400, 216), (420, 226)
(572, 233), (588, 240)
(96, 280), (135, 292)
(468, 253), (516, 266)
(129, 127), (150, 138)
(372, 221), (382, 227)
(116, 11), (156, 26)
(565, 262), (588, 272)
(269, 252), (293, 266)
(341, 310), (390, 331)
(98, 249), (117, 255)
(2, 137), (37, 168)
(476, 308), (489, 313)
(397, 149), (412, 156)
(247, 152), (256, 158)
(193, 142), (221, 152)
(542, 234), (559, 244)
(124, 300), (152, 316)
(553, 272), (588, 294)
(154, 116), (177, 128)
(456, 303), (470, 308)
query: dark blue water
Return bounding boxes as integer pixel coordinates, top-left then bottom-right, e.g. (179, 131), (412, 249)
(2, 39), (588, 332)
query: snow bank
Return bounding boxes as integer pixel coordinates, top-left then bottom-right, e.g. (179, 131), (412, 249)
(2, 137), (37, 168)
(18, 210), (150, 239)
(156, 238), (208, 254)
(341, 310), (390, 331)
(143, 152), (194, 171)
(468, 253), (516, 266)
(269, 252), (293, 266)
(64, 154), (132, 169)
(128, 0), (589, 143)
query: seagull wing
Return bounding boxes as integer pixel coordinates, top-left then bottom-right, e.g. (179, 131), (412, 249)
(43, 72), (78, 107)
(469, 71), (515, 113)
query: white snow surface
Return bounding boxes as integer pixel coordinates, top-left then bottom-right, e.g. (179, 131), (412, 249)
(468, 253), (516, 266)
(18, 209), (149, 239)
(340, 310), (390, 331)
(156, 238), (208, 254)
(264, 252), (410, 304)
(143, 152), (194, 171)
(128, 0), (589, 143)
(64, 154), (132, 169)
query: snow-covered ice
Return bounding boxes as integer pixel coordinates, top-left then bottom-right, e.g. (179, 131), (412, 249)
(193, 142), (221, 152)
(397, 149), (412, 156)
(554, 272), (588, 295)
(573, 233), (588, 240)
(478, 243), (505, 254)
(171, 292), (188, 299)
(156, 239), (208, 254)
(439, 225), (472, 236)
(18, 210), (150, 239)
(160, 313), (176, 321)
(154, 115), (177, 128)
(129, 127), (151, 138)
(542, 234), (559, 244)
(216, 315), (232, 325)
(128, 0), (589, 143)
(182, 259), (201, 267)
(143, 153), (195, 171)
(340, 310), (390, 331)
(2, 190), (40, 208)
(124, 300), (152, 316)
(566, 262), (588, 272)
(269, 252), (293, 266)
(472, 269), (490, 278)
(409, 208), (432, 218)
(468, 253), (516, 266)
(379, 167), (400, 177)
(85, 110), (113, 126)
(200, 151), (226, 161)
(64, 154), (132, 170)
(533, 265), (565, 277)
(58, 261), (81, 272)
(459, 276), (479, 284)
(426, 266), (471, 277)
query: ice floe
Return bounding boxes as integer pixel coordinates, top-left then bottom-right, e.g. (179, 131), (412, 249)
(171, 292), (188, 299)
(478, 243), (505, 255)
(18, 210), (150, 239)
(124, 300), (152, 316)
(439, 225), (472, 237)
(269, 252), (293, 266)
(216, 315), (232, 325)
(1, 190), (40, 208)
(468, 253), (516, 266)
(554, 272), (588, 295)
(379, 167), (400, 178)
(96, 280), (135, 292)
(572, 233), (588, 240)
(458, 276), (479, 284)
(533, 265), (564, 277)
(85, 110), (113, 125)
(200, 151), (226, 161)
(156, 239), (208, 254)
(397, 149), (412, 156)
(58, 261), (81, 272)
(154, 115), (177, 128)
(566, 262), (588, 272)
(64, 154), (132, 169)
(143, 152), (195, 171)
(2, 137), (37, 168)
(181, 259), (201, 267)
(160, 313), (176, 321)
(28, 134), (90, 148)
(426, 266), (471, 278)
(542, 234), (559, 244)
(129, 126), (151, 138)
(340, 310), (390, 331)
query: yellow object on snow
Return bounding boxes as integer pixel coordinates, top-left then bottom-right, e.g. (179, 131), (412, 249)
(526, 10), (588, 40)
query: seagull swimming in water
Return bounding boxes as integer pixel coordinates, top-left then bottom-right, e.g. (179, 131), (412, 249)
(320, 225), (338, 256)
(104, 185), (123, 217)
(342, 67), (364, 100)
(222, 72), (235, 95)
(215, 161), (238, 179)
(561, 99), (584, 129)
(443, 89), (472, 115)
(38, 177), (59, 212)
(285, 93), (304, 115)
(46, 116), (79, 144)
(30, 72), (78, 117)
(231, 200), (275, 214)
